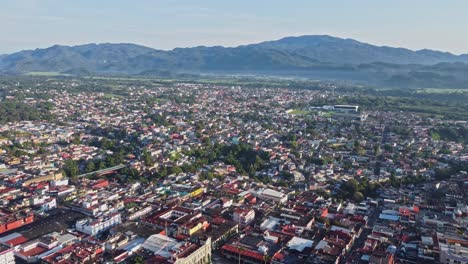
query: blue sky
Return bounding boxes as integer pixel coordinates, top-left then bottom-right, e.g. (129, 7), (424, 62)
(1, 0), (467, 54)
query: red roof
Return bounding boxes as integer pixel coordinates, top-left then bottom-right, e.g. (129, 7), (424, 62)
(123, 198), (139, 203)
(212, 217), (227, 225)
(273, 252), (285, 261)
(18, 245), (47, 257)
(176, 233), (190, 240)
(5, 235), (28, 246)
(222, 245), (265, 261)
(171, 134), (184, 140)
(114, 251), (129, 262)
(0, 187), (15, 194)
(321, 208), (329, 218)
(223, 188), (241, 195)
(399, 207), (411, 216)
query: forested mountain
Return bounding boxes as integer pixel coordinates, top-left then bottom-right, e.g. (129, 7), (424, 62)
(1, 35), (468, 88)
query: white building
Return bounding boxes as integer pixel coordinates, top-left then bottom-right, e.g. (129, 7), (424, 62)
(438, 233), (468, 264)
(142, 234), (212, 264)
(128, 206), (153, 221)
(30, 196), (57, 212)
(40, 198), (57, 212)
(287, 236), (314, 253)
(142, 234), (181, 259)
(50, 178), (69, 187)
(233, 209), (255, 227)
(333, 105), (359, 113)
(258, 189), (288, 204)
(0, 245), (14, 264)
(14, 237), (60, 263)
(75, 213), (122, 236)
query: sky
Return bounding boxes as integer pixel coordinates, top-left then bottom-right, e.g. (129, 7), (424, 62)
(1, 0), (467, 54)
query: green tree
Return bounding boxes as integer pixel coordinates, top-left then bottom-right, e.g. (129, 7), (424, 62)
(63, 159), (79, 178)
(97, 160), (106, 170)
(170, 166), (183, 175)
(157, 166), (168, 178)
(133, 255), (144, 264)
(142, 150), (154, 167)
(353, 192), (365, 202)
(85, 161), (96, 173)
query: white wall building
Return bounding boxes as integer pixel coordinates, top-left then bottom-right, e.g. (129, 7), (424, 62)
(258, 189), (288, 204)
(233, 209), (255, 227)
(142, 234), (212, 264)
(438, 233), (468, 264)
(0, 246), (14, 264)
(76, 213), (122, 236)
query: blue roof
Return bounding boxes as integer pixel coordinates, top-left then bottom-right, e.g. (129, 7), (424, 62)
(119, 238), (145, 251)
(379, 213), (400, 221)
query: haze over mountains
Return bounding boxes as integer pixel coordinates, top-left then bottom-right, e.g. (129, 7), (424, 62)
(1, 35), (468, 88)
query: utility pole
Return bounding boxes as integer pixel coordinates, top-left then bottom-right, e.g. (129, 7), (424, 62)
(238, 216), (242, 264)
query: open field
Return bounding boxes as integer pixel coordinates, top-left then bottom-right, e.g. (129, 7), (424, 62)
(102, 93), (124, 99)
(416, 88), (468, 93)
(25, 71), (70, 76)
(287, 109), (311, 115)
(329, 95), (468, 121)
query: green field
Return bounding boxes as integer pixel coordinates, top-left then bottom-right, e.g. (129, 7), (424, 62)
(85, 76), (160, 81)
(287, 109), (311, 115)
(416, 88), (468, 94)
(25, 71), (70, 76)
(318, 111), (334, 118)
(102, 93), (124, 99)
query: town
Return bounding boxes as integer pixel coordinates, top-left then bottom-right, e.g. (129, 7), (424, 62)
(0, 77), (466, 264)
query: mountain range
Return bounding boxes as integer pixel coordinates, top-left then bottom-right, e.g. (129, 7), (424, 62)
(1, 35), (468, 88)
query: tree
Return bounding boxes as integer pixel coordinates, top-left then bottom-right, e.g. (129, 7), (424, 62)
(63, 159), (79, 178)
(142, 150), (154, 167)
(170, 166), (182, 175)
(157, 166), (168, 178)
(71, 135), (81, 145)
(105, 155), (116, 167)
(37, 147), (47, 155)
(353, 192), (365, 202)
(97, 160), (106, 170)
(133, 255), (144, 264)
(373, 145), (381, 156)
(342, 179), (358, 194)
(199, 171), (212, 181)
(354, 144), (366, 156)
(316, 189), (330, 199)
(85, 161), (95, 173)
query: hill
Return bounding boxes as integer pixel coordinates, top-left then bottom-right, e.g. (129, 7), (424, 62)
(1, 35), (468, 88)
(251, 35), (468, 65)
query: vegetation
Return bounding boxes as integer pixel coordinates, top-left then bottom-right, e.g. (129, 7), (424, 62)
(318, 93), (468, 120)
(336, 179), (380, 202)
(287, 109), (311, 115)
(62, 159), (79, 179)
(388, 174), (426, 188)
(150, 143), (272, 180)
(0, 100), (55, 124)
(430, 125), (468, 143)
(3, 36), (468, 88)
(25, 71), (67, 76)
